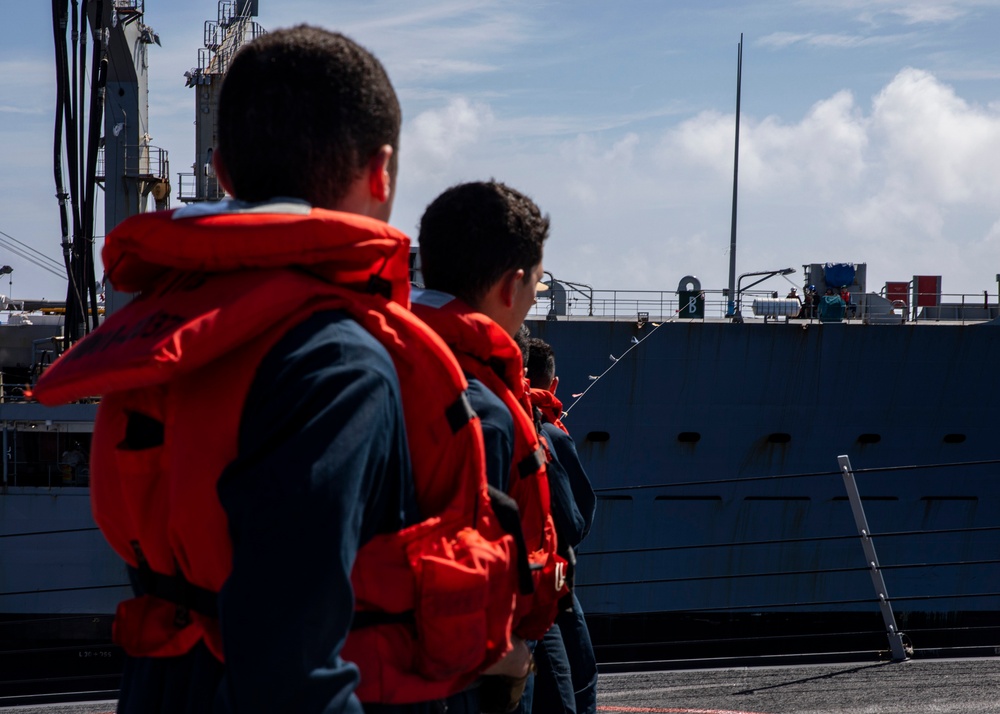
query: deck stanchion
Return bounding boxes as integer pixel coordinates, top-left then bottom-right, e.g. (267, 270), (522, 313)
(838, 455), (909, 662)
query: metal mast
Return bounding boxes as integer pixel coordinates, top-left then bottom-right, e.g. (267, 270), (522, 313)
(95, 1), (171, 317)
(726, 34), (743, 319)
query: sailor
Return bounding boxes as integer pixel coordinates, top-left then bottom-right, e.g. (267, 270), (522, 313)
(525, 337), (598, 714)
(801, 284), (819, 319)
(412, 180), (568, 713)
(60, 441), (87, 484)
(32, 26), (523, 714)
(839, 286), (855, 318)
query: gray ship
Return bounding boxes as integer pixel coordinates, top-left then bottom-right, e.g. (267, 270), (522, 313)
(3, 1), (999, 700)
(526, 267), (1000, 662)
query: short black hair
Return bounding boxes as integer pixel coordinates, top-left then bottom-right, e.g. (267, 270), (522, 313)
(514, 324), (531, 369)
(218, 25), (400, 206)
(418, 181), (549, 305)
(525, 337), (556, 389)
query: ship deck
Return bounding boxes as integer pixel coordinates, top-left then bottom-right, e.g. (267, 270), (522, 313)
(10, 656), (1000, 712)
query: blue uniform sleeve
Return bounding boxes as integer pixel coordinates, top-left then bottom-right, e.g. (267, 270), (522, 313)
(539, 428), (587, 549)
(542, 422), (597, 542)
(216, 311), (412, 713)
(466, 377), (513, 492)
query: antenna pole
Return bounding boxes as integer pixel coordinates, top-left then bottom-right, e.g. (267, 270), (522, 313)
(726, 34), (743, 318)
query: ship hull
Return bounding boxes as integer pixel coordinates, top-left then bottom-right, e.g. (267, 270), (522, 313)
(4, 318), (999, 664)
(527, 317), (1000, 659)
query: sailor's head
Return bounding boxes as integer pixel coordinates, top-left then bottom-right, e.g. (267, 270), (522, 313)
(215, 25), (400, 217)
(419, 181), (549, 337)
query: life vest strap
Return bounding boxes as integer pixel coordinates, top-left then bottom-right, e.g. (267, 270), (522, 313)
(445, 392), (476, 434)
(516, 447), (546, 480)
(486, 486), (534, 596)
(350, 609), (416, 630)
(129, 541), (219, 619)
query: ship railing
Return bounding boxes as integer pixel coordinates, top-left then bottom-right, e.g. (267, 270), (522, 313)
(909, 291), (1000, 323)
(532, 287), (1000, 325)
(531, 288), (740, 321)
(1, 459), (90, 489)
(113, 0), (143, 12)
(95, 144), (169, 184)
(1, 418), (94, 490)
(0, 378), (32, 404)
(177, 172), (227, 203)
(128, 145), (168, 181)
(577, 455), (1000, 668)
(199, 13), (267, 77)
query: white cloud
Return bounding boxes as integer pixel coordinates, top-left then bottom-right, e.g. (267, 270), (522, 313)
(860, 1), (970, 24)
(461, 67), (1000, 298)
(802, 0), (993, 25)
(870, 68), (1000, 205)
(758, 32), (814, 49)
(400, 98), (494, 179)
(758, 31), (907, 49)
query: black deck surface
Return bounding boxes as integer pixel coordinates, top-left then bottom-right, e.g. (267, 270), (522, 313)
(7, 656), (1000, 713)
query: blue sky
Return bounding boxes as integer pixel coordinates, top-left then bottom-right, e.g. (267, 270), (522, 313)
(3, 0), (1000, 302)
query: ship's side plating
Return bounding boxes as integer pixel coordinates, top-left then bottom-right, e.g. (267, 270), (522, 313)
(528, 317), (1000, 655)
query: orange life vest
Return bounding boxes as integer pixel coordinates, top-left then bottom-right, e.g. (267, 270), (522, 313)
(529, 388), (569, 435)
(411, 295), (567, 640)
(32, 205), (517, 704)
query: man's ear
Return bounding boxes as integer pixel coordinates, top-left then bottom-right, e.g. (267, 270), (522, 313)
(368, 145), (394, 203)
(551, 375), (559, 395)
(499, 268), (525, 308)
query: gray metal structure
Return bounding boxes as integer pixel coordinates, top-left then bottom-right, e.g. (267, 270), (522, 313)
(93, 1), (170, 315)
(178, 1), (265, 204)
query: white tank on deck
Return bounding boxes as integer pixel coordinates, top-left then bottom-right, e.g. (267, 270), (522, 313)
(751, 298), (801, 317)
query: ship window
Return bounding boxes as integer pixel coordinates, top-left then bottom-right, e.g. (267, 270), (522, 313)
(585, 431), (610, 443)
(677, 432), (701, 443)
(943, 433), (966, 444)
(767, 432), (791, 444)
(858, 433), (881, 444)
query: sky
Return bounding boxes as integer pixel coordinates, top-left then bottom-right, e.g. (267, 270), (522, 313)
(3, 0), (1000, 303)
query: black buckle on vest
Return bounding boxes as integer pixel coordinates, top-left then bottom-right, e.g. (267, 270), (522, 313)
(516, 447), (546, 480)
(367, 274), (392, 299)
(445, 392), (476, 434)
(130, 541), (219, 620)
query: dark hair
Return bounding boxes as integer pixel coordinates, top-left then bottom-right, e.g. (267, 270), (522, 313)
(418, 181), (549, 305)
(218, 25), (401, 206)
(525, 337), (556, 389)
(514, 324), (531, 368)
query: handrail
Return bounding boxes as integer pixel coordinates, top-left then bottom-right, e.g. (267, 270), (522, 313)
(530, 287), (1000, 324)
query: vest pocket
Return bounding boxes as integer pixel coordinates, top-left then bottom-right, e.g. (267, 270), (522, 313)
(411, 526), (516, 680)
